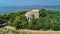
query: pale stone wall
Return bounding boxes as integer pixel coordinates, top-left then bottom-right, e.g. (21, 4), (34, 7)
(25, 9), (39, 21)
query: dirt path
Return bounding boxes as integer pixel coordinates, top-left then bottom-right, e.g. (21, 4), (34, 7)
(4, 26), (60, 34)
(4, 26), (16, 30)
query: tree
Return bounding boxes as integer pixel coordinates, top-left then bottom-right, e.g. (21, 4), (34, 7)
(27, 18), (40, 30)
(53, 22), (60, 31)
(39, 9), (46, 17)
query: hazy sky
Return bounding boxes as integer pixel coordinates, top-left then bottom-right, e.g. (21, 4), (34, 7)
(0, 0), (60, 6)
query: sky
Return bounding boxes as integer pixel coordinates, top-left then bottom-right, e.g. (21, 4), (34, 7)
(0, 0), (60, 6)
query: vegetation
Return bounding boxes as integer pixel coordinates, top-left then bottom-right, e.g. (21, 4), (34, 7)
(0, 9), (60, 31)
(0, 28), (27, 34)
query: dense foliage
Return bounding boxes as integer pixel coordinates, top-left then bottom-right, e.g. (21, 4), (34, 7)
(0, 9), (60, 31)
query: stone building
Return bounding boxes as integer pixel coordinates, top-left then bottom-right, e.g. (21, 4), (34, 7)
(25, 9), (39, 21)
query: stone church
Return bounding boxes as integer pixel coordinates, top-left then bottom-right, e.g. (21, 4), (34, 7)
(25, 9), (39, 21)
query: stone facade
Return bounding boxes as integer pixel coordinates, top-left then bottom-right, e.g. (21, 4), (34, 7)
(25, 9), (39, 21)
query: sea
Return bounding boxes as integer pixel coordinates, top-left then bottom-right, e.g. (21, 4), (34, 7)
(0, 5), (60, 14)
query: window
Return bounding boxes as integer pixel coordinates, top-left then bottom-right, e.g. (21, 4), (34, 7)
(32, 14), (35, 18)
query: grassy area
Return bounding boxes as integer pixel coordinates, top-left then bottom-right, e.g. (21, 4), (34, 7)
(0, 28), (27, 34)
(0, 27), (60, 34)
